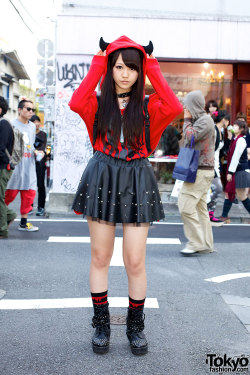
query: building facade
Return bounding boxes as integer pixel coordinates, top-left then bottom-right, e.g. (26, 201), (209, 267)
(53, 0), (250, 197)
(0, 50), (30, 120)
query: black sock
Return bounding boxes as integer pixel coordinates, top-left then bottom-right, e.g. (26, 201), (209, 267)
(20, 218), (27, 227)
(222, 199), (233, 218)
(91, 291), (108, 307)
(129, 296), (146, 311)
(241, 198), (250, 214)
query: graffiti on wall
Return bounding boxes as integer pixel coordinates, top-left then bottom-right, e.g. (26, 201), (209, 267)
(57, 62), (90, 89)
(54, 55), (94, 193)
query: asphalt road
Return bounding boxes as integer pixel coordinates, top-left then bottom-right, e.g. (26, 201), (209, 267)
(0, 220), (250, 375)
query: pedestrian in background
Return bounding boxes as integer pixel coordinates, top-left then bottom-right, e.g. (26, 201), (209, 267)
(0, 96), (16, 239)
(30, 115), (47, 216)
(236, 112), (250, 169)
(205, 99), (218, 117)
(161, 124), (181, 156)
(207, 110), (230, 225)
(5, 99), (39, 232)
(69, 36), (182, 355)
(220, 119), (250, 221)
(178, 90), (215, 255)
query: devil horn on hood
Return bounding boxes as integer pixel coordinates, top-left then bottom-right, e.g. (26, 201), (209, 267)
(142, 41), (154, 56)
(99, 37), (110, 52)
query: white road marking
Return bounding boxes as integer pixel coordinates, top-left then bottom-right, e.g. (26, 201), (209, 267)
(14, 218), (250, 226)
(47, 236), (91, 243)
(110, 237), (124, 266)
(146, 237), (181, 244)
(47, 236), (181, 245)
(47, 236), (180, 267)
(0, 297), (159, 310)
(205, 272), (250, 283)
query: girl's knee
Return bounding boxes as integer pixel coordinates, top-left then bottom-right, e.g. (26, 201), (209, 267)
(91, 247), (112, 269)
(124, 255), (145, 276)
(236, 189), (248, 201)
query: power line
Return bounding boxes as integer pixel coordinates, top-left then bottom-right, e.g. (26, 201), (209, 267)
(8, 0), (39, 40)
(17, 0), (44, 30)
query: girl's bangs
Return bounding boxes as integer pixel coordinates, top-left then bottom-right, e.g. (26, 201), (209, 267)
(121, 48), (142, 71)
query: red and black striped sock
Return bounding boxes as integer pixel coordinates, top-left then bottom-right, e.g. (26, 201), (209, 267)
(91, 291), (108, 307)
(129, 296), (146, 311)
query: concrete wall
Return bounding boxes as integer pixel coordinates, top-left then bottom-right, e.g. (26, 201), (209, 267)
(57, 15), (250, 61)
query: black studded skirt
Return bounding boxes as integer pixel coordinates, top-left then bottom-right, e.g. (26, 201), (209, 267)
(72, 151), (165, 225)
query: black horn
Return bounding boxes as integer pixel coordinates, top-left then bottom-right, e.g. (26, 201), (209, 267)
(142, 41), (154, 56)
(99, 37), (110, 52)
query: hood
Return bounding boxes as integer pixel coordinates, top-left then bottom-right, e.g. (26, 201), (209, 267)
(100, 35), (149, 87)
(184, 90), (206, 120)
(105, 35), (148, 60)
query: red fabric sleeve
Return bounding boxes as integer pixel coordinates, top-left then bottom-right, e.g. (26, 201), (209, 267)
(146, 59), (183, 152)
(68, 55), (107, 144)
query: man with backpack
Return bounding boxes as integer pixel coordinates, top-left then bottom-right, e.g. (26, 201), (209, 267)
(5, 99), (39, 232)
(0, 96), (17, 239)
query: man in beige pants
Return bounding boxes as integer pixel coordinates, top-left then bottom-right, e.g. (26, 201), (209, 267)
(178, 90), (215, 255)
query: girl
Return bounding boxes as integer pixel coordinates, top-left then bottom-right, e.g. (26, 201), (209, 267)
(220, 119), (250, 221)
(205, 99), (218, 117)
(69, 36), (182, 355)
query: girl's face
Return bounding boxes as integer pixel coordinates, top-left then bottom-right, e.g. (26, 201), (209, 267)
(209, 104), (217, 114)
(233, 124), (240, 135)
(113, 53), (139, 94)
(223, 119), (229, 128)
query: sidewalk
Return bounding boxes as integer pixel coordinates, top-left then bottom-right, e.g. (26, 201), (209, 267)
(7, 184), (250, 224)
(158, 183), (250, 224)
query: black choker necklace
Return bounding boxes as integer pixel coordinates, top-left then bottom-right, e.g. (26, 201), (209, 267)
(117, 92), (131, 98)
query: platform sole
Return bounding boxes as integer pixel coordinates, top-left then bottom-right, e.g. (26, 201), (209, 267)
(92, 343), (109, 354)
(130, 344), (148, 355)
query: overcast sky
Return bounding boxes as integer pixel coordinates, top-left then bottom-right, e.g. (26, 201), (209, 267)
(1, 0), (61, 89)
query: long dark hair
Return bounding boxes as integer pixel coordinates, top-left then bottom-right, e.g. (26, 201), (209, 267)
(97, 48), (144, 150)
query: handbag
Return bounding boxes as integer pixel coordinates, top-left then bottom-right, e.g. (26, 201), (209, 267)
(172, 135), (200, 183)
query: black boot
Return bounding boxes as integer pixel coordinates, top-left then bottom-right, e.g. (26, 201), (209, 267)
(126, 308), (148, 355)
(92, 303), (110, 354)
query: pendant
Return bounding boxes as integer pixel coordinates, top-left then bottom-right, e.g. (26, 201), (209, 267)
(122, 99), (127, 108)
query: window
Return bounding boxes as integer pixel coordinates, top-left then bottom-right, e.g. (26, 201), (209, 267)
(2, 84), (9, 104)
(145, 61), (233, 130)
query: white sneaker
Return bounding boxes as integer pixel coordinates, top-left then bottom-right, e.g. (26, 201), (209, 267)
(18, 223), (39, 232)
(180, 248), (197, 255)
(180, 248), (216, 255)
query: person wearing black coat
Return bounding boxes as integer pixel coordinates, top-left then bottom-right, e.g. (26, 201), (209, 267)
(0, 96), (16, 238)
(161, 125), (181, 155)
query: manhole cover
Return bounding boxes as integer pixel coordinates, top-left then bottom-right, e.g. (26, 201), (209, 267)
(110, 315), (126, 325)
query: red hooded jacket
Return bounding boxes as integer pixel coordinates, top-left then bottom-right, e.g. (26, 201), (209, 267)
(69, 36), (183, 160)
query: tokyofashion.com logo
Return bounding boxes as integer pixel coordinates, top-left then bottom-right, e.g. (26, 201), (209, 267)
(206, 354), (249, 373)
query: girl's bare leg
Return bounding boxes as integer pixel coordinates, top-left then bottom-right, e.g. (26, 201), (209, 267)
(122, 224), (149, 300)
(88, 219), (116, 293)
(236, 187), (249, 201)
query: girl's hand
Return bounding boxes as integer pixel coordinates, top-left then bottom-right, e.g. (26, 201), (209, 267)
(148, 54), (155, 59)
(227, 174), (232, 182)
(96, 50), (106, 56)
